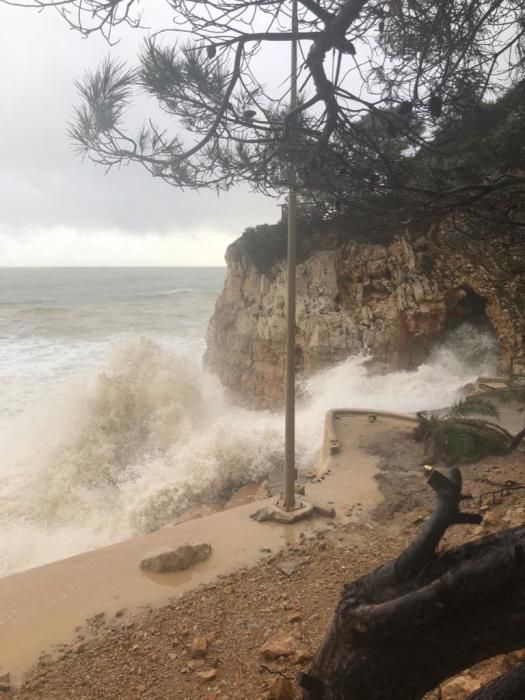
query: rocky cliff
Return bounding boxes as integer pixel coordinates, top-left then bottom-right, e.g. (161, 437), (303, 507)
(206, 220), (525, 408)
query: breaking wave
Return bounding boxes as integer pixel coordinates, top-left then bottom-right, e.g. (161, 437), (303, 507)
(0, 323), (497, 576)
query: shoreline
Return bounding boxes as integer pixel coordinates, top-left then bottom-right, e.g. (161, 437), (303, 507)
(0, 412), (398, 684)
(6, 414), (525, 699)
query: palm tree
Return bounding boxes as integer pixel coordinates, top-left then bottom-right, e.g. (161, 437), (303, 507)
(415, 397), (514, 465)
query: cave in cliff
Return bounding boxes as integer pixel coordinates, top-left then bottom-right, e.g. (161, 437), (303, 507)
(403, 285), (497, 372)
(445, 286), (492, 333)
(444, 286), (499, 361)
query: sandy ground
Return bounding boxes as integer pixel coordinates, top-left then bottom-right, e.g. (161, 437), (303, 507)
(3, 420), (525, 699)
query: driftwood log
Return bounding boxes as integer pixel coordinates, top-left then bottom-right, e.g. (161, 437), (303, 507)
(299, 467), (525, 700)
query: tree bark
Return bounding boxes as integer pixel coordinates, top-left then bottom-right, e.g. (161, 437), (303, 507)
(299, 467), (525, 700)
(467, 661), (525, 699)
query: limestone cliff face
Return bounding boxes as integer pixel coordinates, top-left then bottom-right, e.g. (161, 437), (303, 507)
(206, 223), (525, 408)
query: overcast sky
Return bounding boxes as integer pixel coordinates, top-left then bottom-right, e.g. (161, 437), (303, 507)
(0, 1), (280, 266)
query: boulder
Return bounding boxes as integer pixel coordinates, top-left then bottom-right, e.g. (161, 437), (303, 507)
(261, 633), (297, 659)
(140, 543), (212, 573)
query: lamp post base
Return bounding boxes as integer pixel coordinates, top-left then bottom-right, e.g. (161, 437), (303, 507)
(251, 500), (314, 524)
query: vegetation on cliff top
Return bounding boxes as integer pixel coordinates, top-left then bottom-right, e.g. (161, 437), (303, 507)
(233, 76), (525, 271)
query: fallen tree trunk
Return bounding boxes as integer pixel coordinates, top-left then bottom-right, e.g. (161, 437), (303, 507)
(299, 466), (525, 700)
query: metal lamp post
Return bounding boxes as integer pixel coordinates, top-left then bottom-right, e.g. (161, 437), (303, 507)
(282, 0), (299, 511)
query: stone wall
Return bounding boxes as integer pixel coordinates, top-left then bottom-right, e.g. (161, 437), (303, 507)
(205, 224), (525, 408)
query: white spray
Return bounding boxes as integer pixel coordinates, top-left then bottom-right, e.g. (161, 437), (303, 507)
(0, 324), (497, 576)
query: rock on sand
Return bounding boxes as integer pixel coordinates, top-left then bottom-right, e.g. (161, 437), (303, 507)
(140, 543), (212, 573)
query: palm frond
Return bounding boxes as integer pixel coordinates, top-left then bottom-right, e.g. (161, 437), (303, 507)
(448, 398), (500, 420)
(432, 420), (511, 464)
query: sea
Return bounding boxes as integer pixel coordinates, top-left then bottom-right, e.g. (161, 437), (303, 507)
(0, 267), (498, 577)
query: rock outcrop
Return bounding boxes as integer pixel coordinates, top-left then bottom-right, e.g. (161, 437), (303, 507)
(206, 220), (525, 408)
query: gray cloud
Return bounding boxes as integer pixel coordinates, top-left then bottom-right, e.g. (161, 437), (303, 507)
(0, 5), (278, 242)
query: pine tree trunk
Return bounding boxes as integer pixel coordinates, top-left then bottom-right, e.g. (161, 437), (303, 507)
(299, 468), (525, 700)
